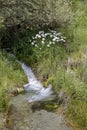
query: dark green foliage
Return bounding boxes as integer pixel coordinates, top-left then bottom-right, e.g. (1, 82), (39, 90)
(0, 0), (72, 28)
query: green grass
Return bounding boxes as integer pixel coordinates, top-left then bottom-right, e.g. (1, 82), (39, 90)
(35, 42), (87, 130)
(0, 51), (26, 111)
(67, 100), (87, 130)
(32, 2), (87, 129)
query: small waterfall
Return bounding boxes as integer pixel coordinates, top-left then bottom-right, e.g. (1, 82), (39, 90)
(20, 62), (55, 103)
(8, 53), (55, 103)
(21, 63), (43, 93)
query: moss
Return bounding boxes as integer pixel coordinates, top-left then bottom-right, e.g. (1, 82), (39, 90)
(31, 102), (59, 112)
(43, 76), (55, 87)
(43, 104), (59, 111)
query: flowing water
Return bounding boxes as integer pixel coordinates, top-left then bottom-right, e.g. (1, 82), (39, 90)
(20, 62), (55, 103)
(9, 54), (55, 102)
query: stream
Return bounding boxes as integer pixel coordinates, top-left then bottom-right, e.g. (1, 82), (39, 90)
(4, 60), (73, 130)
(21, 62), (55, 102)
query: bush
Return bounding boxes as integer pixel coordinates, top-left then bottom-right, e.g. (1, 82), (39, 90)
(68, 1), (87, 51)
(0, 0), (72, 28)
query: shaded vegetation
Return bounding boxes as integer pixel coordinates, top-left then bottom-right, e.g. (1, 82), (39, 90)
(0, 0), (72, 28)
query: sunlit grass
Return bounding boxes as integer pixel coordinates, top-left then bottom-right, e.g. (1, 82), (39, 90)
(66, 100), (87, 129)
(33, 26), (87, 129)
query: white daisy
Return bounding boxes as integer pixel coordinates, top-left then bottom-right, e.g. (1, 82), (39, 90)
(32, 36), (35, 39)
(42, 41), (45, 44)
(35, 44), (38, 47)
(50, 34), (53, 38)
(36, 34), (41, 38)
(47, 44), (50, 47)
(42, 38), (45, 41)
(39, 31), (44, 34)
(61, 39), (66, 42)
(49, 41), (52, 45)
(31, 42), (35, 45)
(52, 42), (55, 44)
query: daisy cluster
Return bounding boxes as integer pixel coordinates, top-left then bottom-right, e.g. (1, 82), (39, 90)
(30, 30), (66, 50)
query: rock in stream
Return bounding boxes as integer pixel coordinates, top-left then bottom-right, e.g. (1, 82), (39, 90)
(4, 93), (73, 130)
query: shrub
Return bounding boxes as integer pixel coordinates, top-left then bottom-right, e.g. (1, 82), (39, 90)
(0, 0), (72, 28)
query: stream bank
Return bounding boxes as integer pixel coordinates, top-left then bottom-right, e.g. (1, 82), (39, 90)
(0, 56), (74, 130)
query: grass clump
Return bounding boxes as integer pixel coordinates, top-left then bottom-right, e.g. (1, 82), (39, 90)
(64, 2), (87, 129)
(67, 100), (87, 130)
(0, 51), (26, 111)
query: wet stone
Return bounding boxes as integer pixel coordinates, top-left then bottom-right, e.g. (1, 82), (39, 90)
(4, 93), (74, 130)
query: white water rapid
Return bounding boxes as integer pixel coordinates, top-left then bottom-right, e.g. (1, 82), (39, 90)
(20, 63), (55, 103)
